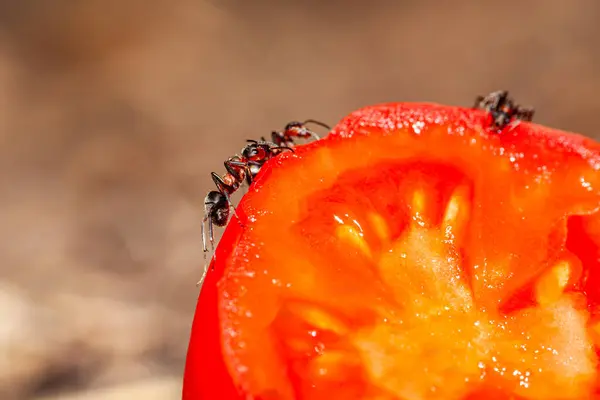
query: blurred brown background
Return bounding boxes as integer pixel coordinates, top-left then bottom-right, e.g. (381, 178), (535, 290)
(0, 1), (599, 399)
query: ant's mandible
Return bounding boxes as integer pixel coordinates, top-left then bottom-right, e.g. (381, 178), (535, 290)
(474, 90), (535, 132)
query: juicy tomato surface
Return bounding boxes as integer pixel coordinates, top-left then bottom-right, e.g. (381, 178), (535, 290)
(183, 103), (600, 399)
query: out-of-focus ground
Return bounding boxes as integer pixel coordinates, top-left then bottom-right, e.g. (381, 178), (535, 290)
(0, 1), (599, 399)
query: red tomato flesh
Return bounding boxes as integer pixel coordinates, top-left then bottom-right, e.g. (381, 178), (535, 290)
(183, 103), (600, 399)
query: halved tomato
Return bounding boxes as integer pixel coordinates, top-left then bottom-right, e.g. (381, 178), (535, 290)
(183, 103), (600, 399)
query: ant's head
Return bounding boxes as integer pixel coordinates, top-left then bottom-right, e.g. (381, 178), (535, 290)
(284, 121), (304, 132)
(242, 142), (269, 162)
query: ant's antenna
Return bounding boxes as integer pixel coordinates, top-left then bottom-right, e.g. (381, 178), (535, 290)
(303, 119), (331, 130)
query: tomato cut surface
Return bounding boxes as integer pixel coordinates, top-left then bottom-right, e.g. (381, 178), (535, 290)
(183, 103), (600, 399)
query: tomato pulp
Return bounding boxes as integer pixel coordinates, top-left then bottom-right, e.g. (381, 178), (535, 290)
(183, 103), (600, 399)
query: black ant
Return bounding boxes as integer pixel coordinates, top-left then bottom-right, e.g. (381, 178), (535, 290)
(259, 119), (331, 147)
(197, 120), (329, 285)
(474, 90), (535, 132)
(201, 140), (293, 259)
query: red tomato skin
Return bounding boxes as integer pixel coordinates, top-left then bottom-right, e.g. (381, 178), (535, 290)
(182, 219), (245, 400)
(182, 102), (600, 399)
(330, 102), (600, 169)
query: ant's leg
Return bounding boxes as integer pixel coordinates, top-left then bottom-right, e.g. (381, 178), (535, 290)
(306, 129), (321, 141)
(238, 178), (250, 195)
(505, 119), (521, 132)
(506, 107), (535, 132)
(197, 216), (213, 287)
(473, 95), (485, 109)
(303, 120), (329, 140)
(271, 145), (295, 153)
(196, 267), (208, 287)
(245, 161), (264, 187)
(507, 107), (534, 131)
(211, 172), (233, 194)
(211, 172), (242, 222)
(493, 91), (509, 109)
(226, 159), (247, 170)
(516, 107), (535, 122)
(222, 191), (244, 227)
(224, 160), (245, 182)
(197, 244), (210, 286)
(271, 131), (283, 146)
(225, 159), (252, 193)
(201, 215), (209, 253)
(208, 217), (215, 253)
(526, 110), (535, 121)
(212, 171), (244, 226)
(200, 214), (216, 258)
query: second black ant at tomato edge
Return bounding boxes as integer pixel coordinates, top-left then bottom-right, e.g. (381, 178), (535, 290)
(474, 90), (535, 132)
